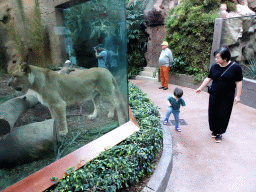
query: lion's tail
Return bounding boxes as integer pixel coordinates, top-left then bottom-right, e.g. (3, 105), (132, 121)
(112, 76), (128, 125)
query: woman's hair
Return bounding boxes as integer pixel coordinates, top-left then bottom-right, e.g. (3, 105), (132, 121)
(214, 46), (231, 62)
(174, 87), (183, 98)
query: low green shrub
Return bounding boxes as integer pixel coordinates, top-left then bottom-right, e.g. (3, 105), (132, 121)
(47, 83), (163, 192)
(225, 1), (237, 12)
(170, 56), (188, 74)
(126, 0), (149, 76)
(164, 0), (219, 77)
(243, 59), (256, 80)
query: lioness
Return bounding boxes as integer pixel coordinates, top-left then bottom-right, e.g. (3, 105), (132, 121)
(7, 63), (127, 136)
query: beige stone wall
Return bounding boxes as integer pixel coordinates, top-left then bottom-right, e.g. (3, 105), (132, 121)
(145, 26), (165, 67)
(0, 0), (24, 72)
(38, 0), (66, 65)
(144, 0), (176, 68)
(0, 0), (67, 72)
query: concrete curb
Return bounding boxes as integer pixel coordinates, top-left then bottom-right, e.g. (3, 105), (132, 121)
(142, 115), (173, 192)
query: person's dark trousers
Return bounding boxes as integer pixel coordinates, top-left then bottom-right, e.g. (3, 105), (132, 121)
(208, 94), (235, 135)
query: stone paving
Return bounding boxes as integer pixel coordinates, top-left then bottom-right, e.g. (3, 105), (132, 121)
(130, 79), (256, 192)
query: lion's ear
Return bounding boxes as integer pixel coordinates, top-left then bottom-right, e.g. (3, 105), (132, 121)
(20, 62), (31, 73)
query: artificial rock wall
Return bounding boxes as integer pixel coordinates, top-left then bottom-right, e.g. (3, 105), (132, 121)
(0, 0), (66, 72)
(144, 0), (177, 68)
(210, 3), (256, 66)
(222, 16), (256, 63)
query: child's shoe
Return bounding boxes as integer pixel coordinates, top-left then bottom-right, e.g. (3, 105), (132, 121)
(175, 127), (181, 132)
(163, 118), (168, 125)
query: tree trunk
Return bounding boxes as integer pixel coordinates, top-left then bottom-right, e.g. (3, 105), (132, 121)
(0, 90), (39, 137)
(0, 119), (59, 167)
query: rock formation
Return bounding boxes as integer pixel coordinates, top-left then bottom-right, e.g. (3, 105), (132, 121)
(0, 0), (64, 73)
(248, 0), (256, 11)
(220, 3), (256, 64)
(220, 3), (255, 18)
(144, 0), (177, 67)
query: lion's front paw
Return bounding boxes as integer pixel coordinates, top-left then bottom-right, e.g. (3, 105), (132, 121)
(59, 130), (68, 136)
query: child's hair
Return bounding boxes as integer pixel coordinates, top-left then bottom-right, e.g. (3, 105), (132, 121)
(174, 87), (183, 98)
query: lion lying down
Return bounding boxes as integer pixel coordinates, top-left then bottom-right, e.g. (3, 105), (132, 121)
(7, 63), (127, 136)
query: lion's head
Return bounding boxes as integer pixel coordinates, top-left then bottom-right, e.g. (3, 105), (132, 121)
(7, 62), (33, 91)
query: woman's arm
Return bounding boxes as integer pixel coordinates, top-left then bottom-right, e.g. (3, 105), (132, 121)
(234, 81), (242, 104)
(196, 77), (212, 93)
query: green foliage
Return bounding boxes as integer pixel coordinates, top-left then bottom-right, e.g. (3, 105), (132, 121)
(170, 56), (188, 74)
(65, 1), (121, 43)
(193, 71), (208, 83)
(63, 0), (123, 68)
(153, 67), (160, 78)
(128, 66), (144, 78)
(243, 59), (256, 80)
(126, 0), (149, 76)
(47, 83), (163, 192)
(225, 1), (237, 12)
(165, 0), (219, 76)
(202, 0), (221, 12)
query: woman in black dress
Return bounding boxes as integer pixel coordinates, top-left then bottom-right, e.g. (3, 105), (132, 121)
(196, 46), (243, 143)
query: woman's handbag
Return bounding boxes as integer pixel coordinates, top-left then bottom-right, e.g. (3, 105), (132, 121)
(207, 62), (235, 94)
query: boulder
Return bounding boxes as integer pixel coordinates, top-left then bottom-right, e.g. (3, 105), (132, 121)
(219, 3), (255, 18)
(242, 44), (255, 60)
(248, 0), (256, 11)
(236, 4), (255, 15)
(219, 4), (229, 18)
(0, 90), (39, 137)
(0, 3), (11, 24)
(0, 119), (59, 167)
(222, 17), (243, 45)
(229, 46), (244, 62)
(221, 15), (256, 63)
(144, 0), (175, 26)
(144, 0), (176, 67)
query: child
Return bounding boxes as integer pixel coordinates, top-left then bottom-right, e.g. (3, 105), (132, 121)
(163, 87), (186, 132)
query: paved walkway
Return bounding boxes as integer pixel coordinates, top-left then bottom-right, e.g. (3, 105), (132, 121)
(130, 79), (256, 192)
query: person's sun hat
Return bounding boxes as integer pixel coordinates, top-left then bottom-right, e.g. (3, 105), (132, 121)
(161, 41), (168, 46)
